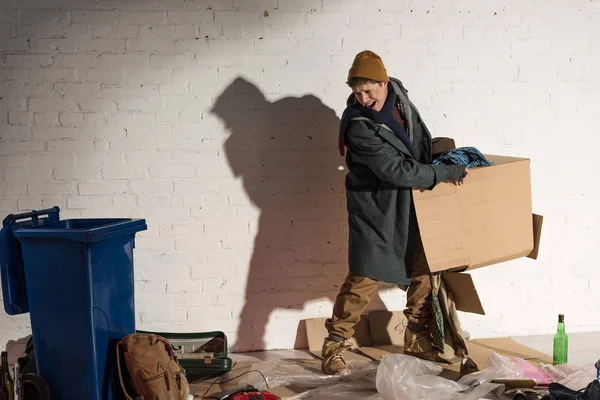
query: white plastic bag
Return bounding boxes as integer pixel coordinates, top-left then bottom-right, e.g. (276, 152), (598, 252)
(375, 354), (506, 400)
(375, 354), (468, 400)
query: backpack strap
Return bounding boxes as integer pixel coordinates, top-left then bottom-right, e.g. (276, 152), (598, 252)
(348, 116), (378, 128)
(339, 115), (382, 156)
(116, 340), (134, 400)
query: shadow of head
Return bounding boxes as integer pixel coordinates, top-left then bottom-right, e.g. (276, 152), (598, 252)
(210, 77), (344, 210)
(209, 76), (350, 304)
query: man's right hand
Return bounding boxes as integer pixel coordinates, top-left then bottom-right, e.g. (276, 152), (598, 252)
(443, 164), (467, 184)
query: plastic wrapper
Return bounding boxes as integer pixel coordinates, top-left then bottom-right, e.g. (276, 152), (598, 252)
(458, 352), (553, 387)
(457, 352), (598, 393)
(375, 354), (505, 400)
(539, 362), (597, 391)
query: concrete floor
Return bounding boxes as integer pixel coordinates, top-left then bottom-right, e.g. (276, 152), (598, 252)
(230, 332), (600, 367)
(513, 331), (600, 367)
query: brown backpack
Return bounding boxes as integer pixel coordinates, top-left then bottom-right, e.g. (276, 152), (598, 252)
(116, 333), (190, 400)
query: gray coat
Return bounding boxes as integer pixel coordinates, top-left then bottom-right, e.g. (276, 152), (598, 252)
(342, 78), (449, 285)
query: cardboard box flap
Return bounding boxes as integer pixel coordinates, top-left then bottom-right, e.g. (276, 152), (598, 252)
(368, 310), (406, 346)
(442, 272), (485, 315)
(527, 213), (543, 260)
(462, 158), (533, 270)
(414, 183), (471, 272)
(414, 155), (534, 273)
(484, 154), (530, 165)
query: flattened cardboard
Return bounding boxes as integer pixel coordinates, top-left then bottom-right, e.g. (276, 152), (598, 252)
(368, 310), (406, 346)
(414, 155), (537, 273)
(304, 312), (552, 382)
(470, 338), (552, 364)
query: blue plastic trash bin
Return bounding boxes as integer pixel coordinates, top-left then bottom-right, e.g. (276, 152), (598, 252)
(0, 207), (147, 400)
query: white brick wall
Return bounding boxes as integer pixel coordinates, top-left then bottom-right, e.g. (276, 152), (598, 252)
(1, 0), (599, 352)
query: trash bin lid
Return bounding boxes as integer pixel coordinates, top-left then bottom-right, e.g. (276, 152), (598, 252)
(1, 207), (148, 316)
(1, 207), (61, 315)
(13, 218), (147, 243)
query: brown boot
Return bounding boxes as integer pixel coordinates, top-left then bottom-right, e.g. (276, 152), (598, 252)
(321, 338), (351, 375)
(403, 327), (446, 363)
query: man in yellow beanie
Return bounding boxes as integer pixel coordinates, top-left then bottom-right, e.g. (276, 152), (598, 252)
(321, 50), (468, 375)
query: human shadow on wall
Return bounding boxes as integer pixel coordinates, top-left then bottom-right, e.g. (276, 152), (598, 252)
(211, 77), (388, 352)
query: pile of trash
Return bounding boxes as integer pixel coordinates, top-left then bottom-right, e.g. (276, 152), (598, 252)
(221, 352), (600, 400)
(376, 352), (599, 400)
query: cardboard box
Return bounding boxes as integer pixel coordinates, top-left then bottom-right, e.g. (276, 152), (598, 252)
(413, 154), (543, 315)
(414, 155), (541, 273)
(305, 311), (552, 381)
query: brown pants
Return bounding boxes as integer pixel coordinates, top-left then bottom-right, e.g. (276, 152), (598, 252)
(325, 237), (432, 340)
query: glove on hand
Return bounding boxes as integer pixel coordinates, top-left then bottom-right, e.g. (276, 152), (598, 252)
(442, 164), (467, 183)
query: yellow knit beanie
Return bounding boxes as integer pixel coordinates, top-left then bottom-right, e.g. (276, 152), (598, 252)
(347, 50), (389, 83)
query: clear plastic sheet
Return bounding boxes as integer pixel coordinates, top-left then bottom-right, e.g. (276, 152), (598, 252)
(241, 356), (507, 399)
(243, 359), (379, 391)
(375, 354), (505, 400)
(193, 353), (597, 399)
(190, 358), (382, 399)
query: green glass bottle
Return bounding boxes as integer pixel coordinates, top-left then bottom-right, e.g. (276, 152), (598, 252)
(553, 313), (568, 365)
(0, 352), (13, 400)
(0, 359), (7, 400)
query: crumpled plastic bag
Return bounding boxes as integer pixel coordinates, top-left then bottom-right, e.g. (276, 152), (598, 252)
(375, 354), (504, 400)
(540, 362), (597, 391)
(458, 352), (553, 387)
